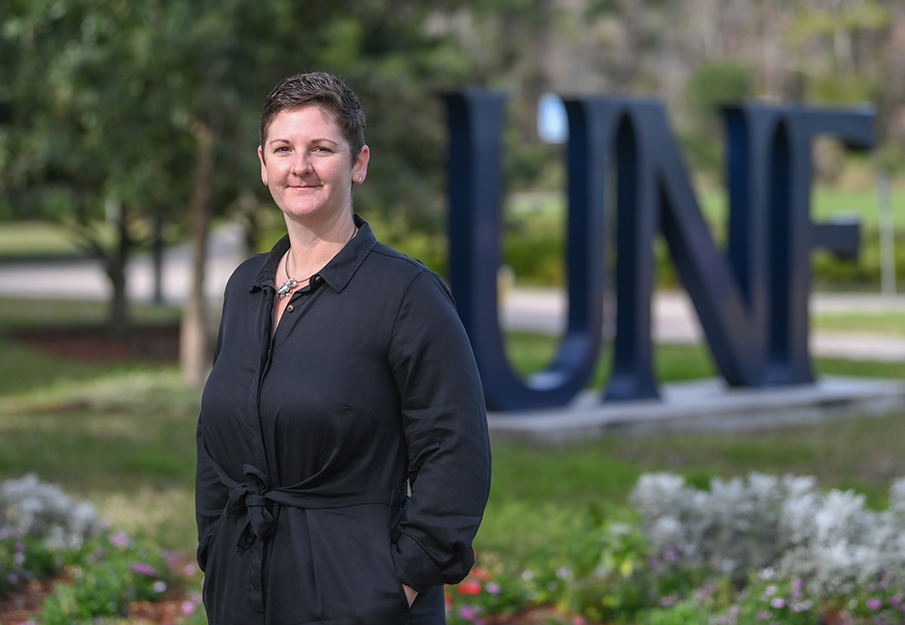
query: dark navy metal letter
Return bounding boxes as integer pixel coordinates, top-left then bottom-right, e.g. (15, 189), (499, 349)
(760, 107), (872, 383)
(444, 92), (608, 411)
(606, 100), (872, 398)
(444, 90), (872, 411)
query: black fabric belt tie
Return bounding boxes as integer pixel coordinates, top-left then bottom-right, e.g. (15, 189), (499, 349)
(226, 465), (275, 552)
(220, 463), (407, 553)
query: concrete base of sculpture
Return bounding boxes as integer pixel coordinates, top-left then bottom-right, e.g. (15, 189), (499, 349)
(487, 376), (905, 445)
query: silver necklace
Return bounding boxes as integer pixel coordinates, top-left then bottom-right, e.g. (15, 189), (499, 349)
(277, 252), (300, 300)
(277, 227), (358, 300)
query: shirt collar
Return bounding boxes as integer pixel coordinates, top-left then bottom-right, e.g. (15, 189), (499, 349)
(250, 214), (377, 295)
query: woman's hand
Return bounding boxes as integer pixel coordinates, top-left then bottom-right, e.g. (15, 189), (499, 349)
(402, 583), (418, 607)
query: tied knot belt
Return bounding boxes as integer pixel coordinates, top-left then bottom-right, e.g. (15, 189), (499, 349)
(221, 464), (404, 552)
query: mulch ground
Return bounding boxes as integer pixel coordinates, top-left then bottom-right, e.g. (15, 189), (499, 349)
(0, 582), (194, 625)
(13, 324), (181, 363)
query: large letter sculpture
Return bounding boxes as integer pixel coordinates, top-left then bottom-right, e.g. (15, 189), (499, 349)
(444, 92), (873, 412)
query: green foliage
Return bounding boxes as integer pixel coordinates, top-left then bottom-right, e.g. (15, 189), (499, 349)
(686, 62), (755, 123)
(38, 528), (181, 624)
(0, 531), (59, 597)
(813, 229), (905, 291)
(683, 61), (755, 173)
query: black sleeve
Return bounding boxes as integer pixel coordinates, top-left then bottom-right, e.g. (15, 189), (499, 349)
(388, 271), (492, 590)
(194, 297), (230, 571)
(194, 413), (228, 571)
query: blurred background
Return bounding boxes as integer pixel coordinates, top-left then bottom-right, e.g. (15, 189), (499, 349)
(2, 1), (904, 329)
(1, 2), (905, 623)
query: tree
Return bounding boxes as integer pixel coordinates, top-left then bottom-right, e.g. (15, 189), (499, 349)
(1, 0), (479, 383)
(0, 0), (195, 336)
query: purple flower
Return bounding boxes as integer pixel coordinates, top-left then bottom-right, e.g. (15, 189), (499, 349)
(485, 582), (501, 595)
(458, 604), (480, 620)
(791, 578), (803, 596)
(130, 562), (157, 576)
(664, 548), (678, 562)
(153, 580), (168, 593)
(888, 596), (902, 607)
(770, 597), (785, 609)
(867, 597), (883, 611)
(755, 610), (772, 621)
(109, 530), (131, 548)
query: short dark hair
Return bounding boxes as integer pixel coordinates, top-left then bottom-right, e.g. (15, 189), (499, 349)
(259, 72), (366, 161)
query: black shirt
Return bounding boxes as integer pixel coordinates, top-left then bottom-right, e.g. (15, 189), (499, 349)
(195, 215), (491, 625)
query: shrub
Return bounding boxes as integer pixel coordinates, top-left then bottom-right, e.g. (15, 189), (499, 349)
(630, 471), (905, 597)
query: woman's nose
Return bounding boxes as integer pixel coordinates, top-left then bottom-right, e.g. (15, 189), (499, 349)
(290, 153), (311, 176)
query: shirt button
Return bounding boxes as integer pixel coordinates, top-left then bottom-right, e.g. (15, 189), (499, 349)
(314, 276), (322, 283)
(286, 304), (295, 312)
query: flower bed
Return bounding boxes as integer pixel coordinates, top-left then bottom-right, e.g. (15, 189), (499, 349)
(445, 472), (905, 624)
(6, 471), (905, 624)
(0, 474), (202, 625)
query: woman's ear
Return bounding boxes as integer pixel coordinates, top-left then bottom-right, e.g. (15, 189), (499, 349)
(353, 144), (370, 184)
(258, 145), (268, 185)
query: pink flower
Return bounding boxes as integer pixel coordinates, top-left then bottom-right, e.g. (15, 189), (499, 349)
(130, 562), (157, 576)
(109, 530), (131, 548)
(770, 597), (785, 609)
(867, 598), (883, 610)
(485, 582), (501, 595)
(181, 600), (197, 615)
(755, 610), (772, 620)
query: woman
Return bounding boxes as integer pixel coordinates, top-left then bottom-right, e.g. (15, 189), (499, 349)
(195, 72), (492, 625)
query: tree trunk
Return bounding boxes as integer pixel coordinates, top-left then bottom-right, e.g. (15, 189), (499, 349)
(152, 211), (165, 305)
(105, 196), (132, 339)
(181, 121), (215, 387)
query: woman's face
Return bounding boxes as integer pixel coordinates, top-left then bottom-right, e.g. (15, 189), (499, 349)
(258, 105), (369, 227)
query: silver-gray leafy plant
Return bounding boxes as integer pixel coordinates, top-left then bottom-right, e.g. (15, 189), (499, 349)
(0, 473), (99, 550)
(630, 472), (905, 596)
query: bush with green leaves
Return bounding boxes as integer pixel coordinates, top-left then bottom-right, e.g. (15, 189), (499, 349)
(39, 527), (179, 625)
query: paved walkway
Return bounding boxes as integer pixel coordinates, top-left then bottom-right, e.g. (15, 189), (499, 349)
(0, 224), (902, 361)
(501, 288), (905, 362)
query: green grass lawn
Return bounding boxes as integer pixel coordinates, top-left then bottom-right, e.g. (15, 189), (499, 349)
(0, 221), (83, 257)
(813, 310), (905, 335)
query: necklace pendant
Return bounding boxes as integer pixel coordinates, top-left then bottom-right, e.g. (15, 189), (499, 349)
(277, 278), (298, 300)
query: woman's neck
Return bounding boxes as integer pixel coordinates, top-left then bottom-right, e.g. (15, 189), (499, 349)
(283, 212), (358, 280)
